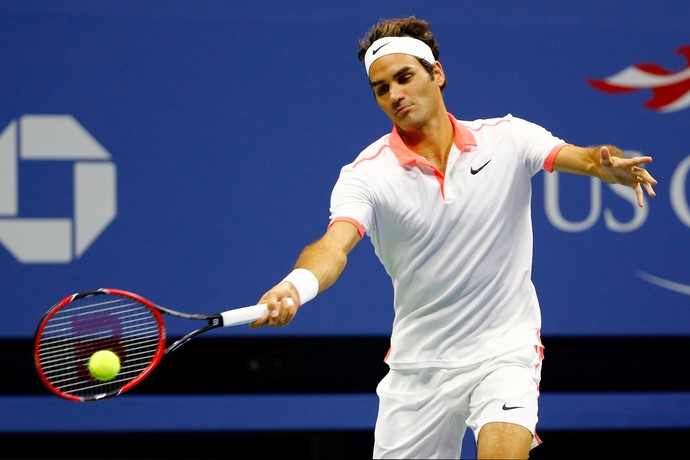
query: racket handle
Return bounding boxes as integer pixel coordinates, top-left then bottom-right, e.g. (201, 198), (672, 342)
(221, 303), (269, 326)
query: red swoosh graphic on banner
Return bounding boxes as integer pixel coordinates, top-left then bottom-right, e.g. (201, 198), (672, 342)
(588, 45), (690, 113)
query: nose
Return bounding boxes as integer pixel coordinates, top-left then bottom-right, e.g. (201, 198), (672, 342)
(388, 82), (404, 104)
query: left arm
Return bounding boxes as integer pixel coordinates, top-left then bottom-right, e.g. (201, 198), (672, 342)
(552, 144), (657, 207)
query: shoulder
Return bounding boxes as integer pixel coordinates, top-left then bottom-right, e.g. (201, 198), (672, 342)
(460, 114), (555, 142)
(344, 133), (394, 171)
(460, 114), (533, 131)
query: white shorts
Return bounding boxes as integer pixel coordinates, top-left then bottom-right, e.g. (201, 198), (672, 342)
(373, 345), (544, 459)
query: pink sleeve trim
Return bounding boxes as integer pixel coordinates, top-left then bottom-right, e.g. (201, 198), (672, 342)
(329, 217), (365, 238)
(543, 143), (572, 173)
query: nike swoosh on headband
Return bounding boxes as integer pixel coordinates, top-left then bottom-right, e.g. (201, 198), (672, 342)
(372, 42), (391, 55)
(364, 37), (436, 76)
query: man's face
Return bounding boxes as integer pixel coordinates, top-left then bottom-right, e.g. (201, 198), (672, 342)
(368, 53), (444, 131)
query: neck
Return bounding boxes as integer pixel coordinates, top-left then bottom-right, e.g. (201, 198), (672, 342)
(397, 111), (454, 173)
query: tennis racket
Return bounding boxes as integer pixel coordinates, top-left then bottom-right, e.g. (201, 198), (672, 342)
(34, 287), (272, 402)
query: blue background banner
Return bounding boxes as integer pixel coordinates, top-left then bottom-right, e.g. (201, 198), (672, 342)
(2, 0), (688, 339)
(1, 2), (689, 456)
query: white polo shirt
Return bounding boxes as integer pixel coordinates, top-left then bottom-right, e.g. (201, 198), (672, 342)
(330, 113), (568, 369)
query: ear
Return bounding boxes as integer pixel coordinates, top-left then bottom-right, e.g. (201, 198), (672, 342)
(433, 61), (445, 86)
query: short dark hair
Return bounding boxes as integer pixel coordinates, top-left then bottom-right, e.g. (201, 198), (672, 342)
(357, 16), (446, 90)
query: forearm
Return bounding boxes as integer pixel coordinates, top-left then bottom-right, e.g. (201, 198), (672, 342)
(280, 220), (360, 306)
(550, 144), (656, 208)
(293, 241), (348, 294)
(253, 221), (361, 328)
(293, 222), (360, 293)
(552, 144), (624, 180)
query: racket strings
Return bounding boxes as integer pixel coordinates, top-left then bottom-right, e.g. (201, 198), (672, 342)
(36, 294), (163, 400)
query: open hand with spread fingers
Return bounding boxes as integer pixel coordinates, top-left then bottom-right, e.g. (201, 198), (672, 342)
(599, 146), (657, 207)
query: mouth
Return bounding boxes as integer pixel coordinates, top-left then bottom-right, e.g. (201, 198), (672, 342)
(394, 105), (412, 116)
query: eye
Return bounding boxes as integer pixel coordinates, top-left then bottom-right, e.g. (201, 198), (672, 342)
(376, 85), (389, 97)
(398, 73), (413, 84)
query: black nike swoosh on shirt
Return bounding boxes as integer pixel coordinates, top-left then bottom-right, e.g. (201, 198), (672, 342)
(372, 42), (391, 55)
(470, 159), (492, 175)
(502, 403), (524, 411)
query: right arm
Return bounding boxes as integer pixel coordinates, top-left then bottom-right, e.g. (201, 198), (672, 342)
(251, 221), (362, 328)
(552, 144), (657, 207)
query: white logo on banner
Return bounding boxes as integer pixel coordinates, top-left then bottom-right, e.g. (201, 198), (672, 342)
(0, 115), (117, 263)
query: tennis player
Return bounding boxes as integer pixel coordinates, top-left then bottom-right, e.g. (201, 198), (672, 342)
(252, 16), (657, 459)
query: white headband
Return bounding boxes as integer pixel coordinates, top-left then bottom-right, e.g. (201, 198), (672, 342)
(364, 36), (436, 76)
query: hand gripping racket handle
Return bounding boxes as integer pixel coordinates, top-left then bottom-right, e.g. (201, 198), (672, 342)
(221, 303), (269, 326)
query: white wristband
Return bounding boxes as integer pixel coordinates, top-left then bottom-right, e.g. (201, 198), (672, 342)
(282, 268), (319, 305)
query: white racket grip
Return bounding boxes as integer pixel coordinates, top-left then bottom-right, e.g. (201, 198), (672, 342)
(221, 304), (269, 327)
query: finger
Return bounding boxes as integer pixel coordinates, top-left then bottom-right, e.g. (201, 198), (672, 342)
(285, 297), (298, 316)
(600, 146), (612, 166)
(250, 315), (269, 329)
(268, 306), (281, 326)
(635, 183), (645, 208)
(631, 156), (653, 166)
(260, 299), (278, 327)
(631, 164), (657, 183)
(641, 170), (658, 186)
(641, 179), (656, 198)
(269, 297), (295, 327)
(281, 297), (296, 316)
(633, 168), (657, 198)
(619, 158), (653, 172)
(278, 298), (295, 325)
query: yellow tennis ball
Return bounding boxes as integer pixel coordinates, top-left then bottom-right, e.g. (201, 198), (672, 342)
(88, 349), (121, 381)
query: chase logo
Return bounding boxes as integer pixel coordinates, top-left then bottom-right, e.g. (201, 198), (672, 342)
(588, 45), (690, 112)
(0, 115), (116, 264)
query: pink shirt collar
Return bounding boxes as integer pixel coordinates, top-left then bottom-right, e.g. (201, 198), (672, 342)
(388, 113), (477, 166)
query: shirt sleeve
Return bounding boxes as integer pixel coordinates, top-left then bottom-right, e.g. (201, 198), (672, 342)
(329, 163), (374, 237)
(509, 115), (569, 176)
